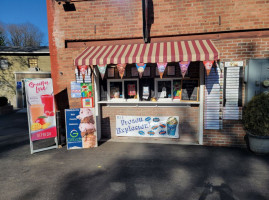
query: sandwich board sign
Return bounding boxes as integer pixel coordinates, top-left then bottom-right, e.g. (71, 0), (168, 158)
(25, 78), (58, 154)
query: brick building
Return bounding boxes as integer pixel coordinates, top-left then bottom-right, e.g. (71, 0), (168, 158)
(46, 0), (269, 146)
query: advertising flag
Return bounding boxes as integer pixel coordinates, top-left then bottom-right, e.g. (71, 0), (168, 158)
(97, 64), (107, 80)
(78, 65), (89, 82)
(179, 61), (190, 78)
(136, 63), (147, 78)
(117, 64), (126, 79)
(157, 62), (167, 79)
(203, 61), (214, 76)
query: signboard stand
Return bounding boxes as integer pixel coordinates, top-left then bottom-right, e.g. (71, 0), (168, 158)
(25, 78), (58, 154)
(27, 113), (58, 154)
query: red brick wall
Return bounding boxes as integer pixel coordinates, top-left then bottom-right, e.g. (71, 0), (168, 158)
(46, 0), (269, 146)
(101, 106), (199, 143)
(49, 0), (269, 42)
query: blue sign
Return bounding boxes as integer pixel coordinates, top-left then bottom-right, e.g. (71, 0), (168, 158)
(65, 109), (83, 149)
(17, 81), (22, 89)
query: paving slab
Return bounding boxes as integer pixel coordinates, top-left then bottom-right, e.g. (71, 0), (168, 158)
(0, 111), (269, 200)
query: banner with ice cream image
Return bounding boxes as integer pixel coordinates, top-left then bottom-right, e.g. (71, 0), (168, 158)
(136, 63), (147, 78)
(65, 108), (97, 149)
(179, 61), (190, 78)
(116, 115), (179, 138)
(157, 62), (167, 79)
(25, 78), (57, 142)
(117, 64), (126, 79)
(203, 61), (214, 76)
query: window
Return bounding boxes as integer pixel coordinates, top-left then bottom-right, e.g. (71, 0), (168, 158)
(28, 58), (38, 68)
(108, 81), (123, 100)
(100, 62), (200, 103)
(172, 80), (182, 100)
(0, 59), (8, 70)
(155, 79), (172, 100)
(107, 79), (139, 101)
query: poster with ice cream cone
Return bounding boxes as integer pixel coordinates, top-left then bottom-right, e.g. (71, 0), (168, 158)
(65, 108), (97, 149)
(116, 115), (179, 138)
(25, 78), (57, 142)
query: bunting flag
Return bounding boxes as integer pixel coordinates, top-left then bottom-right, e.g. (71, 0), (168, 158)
(78, 65), (88, 82)
(117, 64), (127, 79)
(179, 61), (190, 78)
(97, 64), (107, 80)
(136, 63), (147, 78)
(203, 61), (214, 76)
(157, 62), (167, 79)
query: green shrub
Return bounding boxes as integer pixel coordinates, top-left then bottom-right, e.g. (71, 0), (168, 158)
(242, 93), (269, 136)
(0, 97), (8, 107)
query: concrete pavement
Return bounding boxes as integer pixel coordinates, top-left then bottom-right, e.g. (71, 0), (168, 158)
(0, 111), (269, 200)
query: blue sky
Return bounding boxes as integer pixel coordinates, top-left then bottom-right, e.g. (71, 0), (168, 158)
(0, 0), (49, 45)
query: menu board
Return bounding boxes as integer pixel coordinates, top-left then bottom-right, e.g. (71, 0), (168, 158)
(181, 79), (199, 101)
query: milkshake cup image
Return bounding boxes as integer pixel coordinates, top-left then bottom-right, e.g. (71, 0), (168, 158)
(30, 104), (44, 123)
(166, 117), (178, 136)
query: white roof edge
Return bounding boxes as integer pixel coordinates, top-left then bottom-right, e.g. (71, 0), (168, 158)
(1, 51), (50, 54)
(14, 71), (51, 74)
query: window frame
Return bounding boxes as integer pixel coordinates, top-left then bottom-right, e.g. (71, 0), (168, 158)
(155, 78), (173, 101)
(107, 78), (139, 102)
(0, 59), (9, 70)
(28, 58), (38, 68)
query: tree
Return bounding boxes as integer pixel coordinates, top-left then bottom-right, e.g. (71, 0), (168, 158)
(7, 23), (44, 47)
(0, 32), (5, 46)
(0, 23), (6, 46)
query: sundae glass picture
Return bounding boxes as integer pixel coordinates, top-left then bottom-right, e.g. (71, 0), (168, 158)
(166, 117), (178, 136)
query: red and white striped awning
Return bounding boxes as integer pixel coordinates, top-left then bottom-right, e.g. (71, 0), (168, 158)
(74, 40), (219, 66)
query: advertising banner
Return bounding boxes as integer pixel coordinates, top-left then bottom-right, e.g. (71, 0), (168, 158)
(65, 108), (97, 149)
(25, 78), (57, 142)
(81, 83), (93, 98)
(116, 115), (179, 138)
(71, 82), (81, 98)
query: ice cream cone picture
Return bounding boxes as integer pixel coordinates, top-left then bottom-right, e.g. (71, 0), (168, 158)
(97, 64), (107, 80)
(78, 65), (88, 82)
(136, 63), (147, 78)
(157, 62), (167, 79)
(203, 61), (214, 76)
(76, 108), (97, 148)
(179, 61), (190, 78)
(117, 64), (126, 79)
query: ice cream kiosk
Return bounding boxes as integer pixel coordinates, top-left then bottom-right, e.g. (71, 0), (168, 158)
(74, 40), (220, 144)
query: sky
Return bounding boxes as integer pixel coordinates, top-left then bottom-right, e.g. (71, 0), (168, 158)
(0, 0), (49, 46)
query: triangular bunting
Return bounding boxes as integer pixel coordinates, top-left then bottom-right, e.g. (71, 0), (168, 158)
(179, 61), (190, 78)
(97, 64), (107, 80)
(203, 61), (214, 76)
(77, 65), (89, 82)
(157, 62), (167, 79)
(136, 63), (147, 78)
(117, 64), (127, 79)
